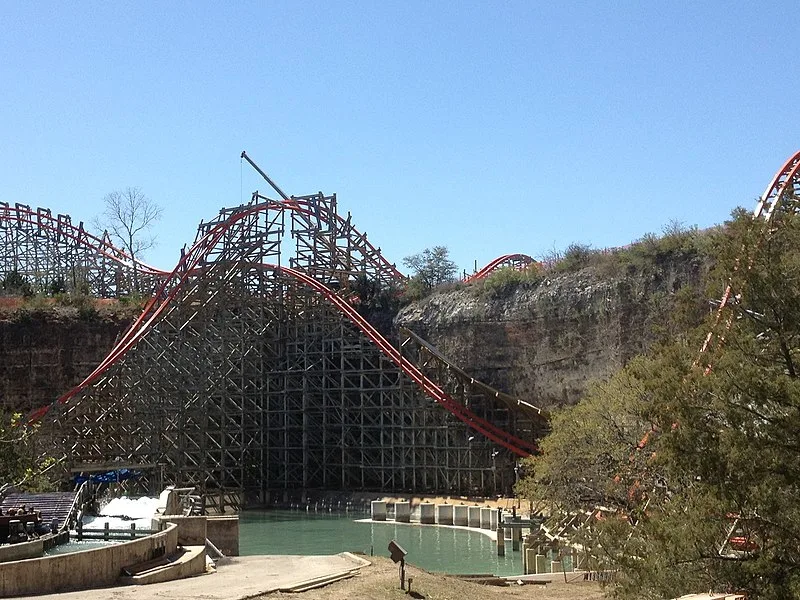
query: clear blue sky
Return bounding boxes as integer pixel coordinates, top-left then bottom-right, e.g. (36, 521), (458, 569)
(1, 1), (798, 273)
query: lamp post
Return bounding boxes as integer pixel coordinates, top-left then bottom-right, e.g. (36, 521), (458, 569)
(388, 540), (407, 590)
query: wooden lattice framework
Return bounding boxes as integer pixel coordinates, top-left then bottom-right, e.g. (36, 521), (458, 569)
(0, 203), (164, 297)
(30, 191), (543, 512)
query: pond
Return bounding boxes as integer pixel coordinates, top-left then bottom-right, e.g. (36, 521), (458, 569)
(239, 509), (523, 576)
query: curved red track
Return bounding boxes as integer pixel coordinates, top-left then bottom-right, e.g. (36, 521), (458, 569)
(464, 253), (535, 283)
(699, 150), (800, 360)
(638, 151), (800, 450)
(277, 265), (535, 456)
(29, 199), (535, 456)
(0, 203), (168, 277)
(249, 193), (405, 283)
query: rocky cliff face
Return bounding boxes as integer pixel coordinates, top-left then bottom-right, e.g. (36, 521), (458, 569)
(0, 244), (711, 416)
(0, 307), (132, 413)
(395, 257), (709, 410)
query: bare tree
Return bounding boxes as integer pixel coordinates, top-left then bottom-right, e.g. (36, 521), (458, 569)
(95, 187), (162, 290)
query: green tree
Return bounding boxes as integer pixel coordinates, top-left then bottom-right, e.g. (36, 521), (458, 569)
(0, 412), (53, 491)
(351, 274), (401, 336)
(517, 207), (800, 599)
(402, 246), (458, 293)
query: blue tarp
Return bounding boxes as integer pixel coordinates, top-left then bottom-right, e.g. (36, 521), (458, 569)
(73, 468), (142, 485)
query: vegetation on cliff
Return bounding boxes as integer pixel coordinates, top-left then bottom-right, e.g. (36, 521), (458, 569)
(517, 208), (800, 599)
(395, 223), (717, 408)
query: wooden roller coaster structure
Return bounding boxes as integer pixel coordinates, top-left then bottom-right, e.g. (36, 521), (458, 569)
(11, 156), (546, 512)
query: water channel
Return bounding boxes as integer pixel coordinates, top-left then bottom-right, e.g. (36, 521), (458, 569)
(47, 499), (525, 575)
(45, 496), (160, 556)
(239, 510), (523, 576)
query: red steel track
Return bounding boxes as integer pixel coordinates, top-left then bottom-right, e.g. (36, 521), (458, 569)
(247, 193), (406, 284)
(27, 152), (800, 460)
(29, 198), (536, 456)
(699, 150), (800, 361)
(277, 265), (536, 456)
(464, 253), (535, 283)
(0, 203), (168, 277)
(637, 151), (800, 450)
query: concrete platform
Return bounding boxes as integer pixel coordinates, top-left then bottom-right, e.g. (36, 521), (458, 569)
(26, 553), (370, 600)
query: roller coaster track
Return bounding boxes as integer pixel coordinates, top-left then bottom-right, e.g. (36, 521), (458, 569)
(0, 203), (167, 276)
(0, 202), (168, 296)
(276, 265), (536, 456)
(699, 150), (800, 362)
(635, 151), (800, 451)
(464, 253), (535, 283)
(30, 194), (537, 458)
(207, 192), (405, 288)
(0, 203), (163, 272)
(547, 151), (800, 558)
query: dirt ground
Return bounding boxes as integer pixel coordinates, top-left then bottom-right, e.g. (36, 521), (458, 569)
(261, 556), (606, 600)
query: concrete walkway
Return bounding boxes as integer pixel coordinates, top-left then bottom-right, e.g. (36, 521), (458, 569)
(29, 553), (370, 600)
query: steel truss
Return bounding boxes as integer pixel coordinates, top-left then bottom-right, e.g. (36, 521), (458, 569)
(28, 189), (540, 512)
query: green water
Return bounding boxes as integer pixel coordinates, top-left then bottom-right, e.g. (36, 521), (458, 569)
(45, 540), (118, 555)
(239, 510), (523, 576)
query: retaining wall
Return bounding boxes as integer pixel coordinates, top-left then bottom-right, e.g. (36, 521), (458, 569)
(0, 522), (178, 596)
(207, 516), (239, 557)
(152, 515), (239, 557)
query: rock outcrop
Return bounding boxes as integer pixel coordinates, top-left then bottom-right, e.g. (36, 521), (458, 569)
(396, 258), (709, 409)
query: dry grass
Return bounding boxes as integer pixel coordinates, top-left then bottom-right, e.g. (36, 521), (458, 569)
(262, 556), (606, 600)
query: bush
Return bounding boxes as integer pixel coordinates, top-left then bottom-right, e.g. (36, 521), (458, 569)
(540, 223), (717, 279)
(479, 264), (543, 297)
(1, 270), (33, 297)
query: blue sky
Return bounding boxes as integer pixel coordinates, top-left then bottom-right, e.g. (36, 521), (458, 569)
(1, 2), (798, 274)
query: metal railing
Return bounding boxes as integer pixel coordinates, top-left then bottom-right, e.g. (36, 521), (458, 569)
(74, 520), (157, 541)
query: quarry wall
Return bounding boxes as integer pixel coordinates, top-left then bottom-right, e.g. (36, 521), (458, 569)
(0, 307), (131, 413)
(396, 259), (709, 409)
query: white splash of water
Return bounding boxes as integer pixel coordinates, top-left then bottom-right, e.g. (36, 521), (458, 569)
(82, 496), (160, 530)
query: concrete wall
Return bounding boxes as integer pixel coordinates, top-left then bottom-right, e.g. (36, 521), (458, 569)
(0, 537), (44, 563)
(119, 545), (207, 585)
(153, 516), (207, 546)
(152, 514), (238, 557)
(0, 523), (178, 597)
(207, 516), (239, 557)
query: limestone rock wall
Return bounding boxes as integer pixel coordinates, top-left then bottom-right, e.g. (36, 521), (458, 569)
(395, 261), (709, 409)
(0, 309), (131, 412)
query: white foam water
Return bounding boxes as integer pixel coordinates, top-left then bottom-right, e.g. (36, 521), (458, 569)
(82, 496), (160, 530)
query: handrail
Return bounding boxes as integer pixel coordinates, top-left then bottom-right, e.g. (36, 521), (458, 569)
(62, 480), (92, 532)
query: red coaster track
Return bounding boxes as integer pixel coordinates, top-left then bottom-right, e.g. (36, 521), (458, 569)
(0, 202), (167, 277)
(30, 195), (537, 457)
(464, 253), (535, 283)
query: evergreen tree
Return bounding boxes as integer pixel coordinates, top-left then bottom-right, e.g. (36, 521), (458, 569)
(517, 207), (800, 599)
